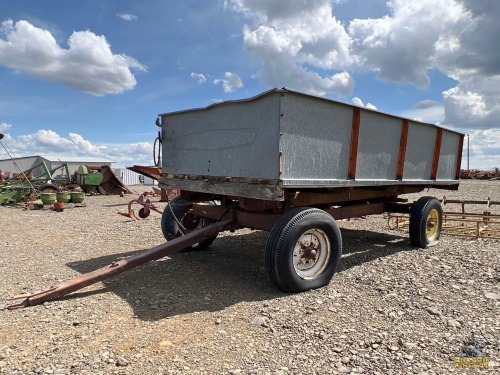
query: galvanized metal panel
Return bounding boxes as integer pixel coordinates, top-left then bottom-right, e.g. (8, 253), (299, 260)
(0, 156), (38, 176)
(403, 122), (436, 180)
(114, 168), (155, 186)
(281, 178), (458, 187)
(356, 110), (401, 180)
(437, 131), (461, 180)
(162, 94), (280, 179)
(158, 89), (463, 199)
(279, 92), (352, 180)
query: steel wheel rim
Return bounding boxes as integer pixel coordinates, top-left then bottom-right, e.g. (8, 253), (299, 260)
(426, 208), (440, 241)
(182, 209), (202, 231)
(293, 228), (331, 279)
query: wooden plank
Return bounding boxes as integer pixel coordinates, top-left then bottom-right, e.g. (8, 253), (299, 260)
(396, 119), (409, 179)
(431, 128), (443, 180)
(348, 107), (361, 179)
(159, 177), (283, 201)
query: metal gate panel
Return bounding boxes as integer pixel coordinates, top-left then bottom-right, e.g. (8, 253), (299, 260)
(162, 94), (281, 179)
(279, 93), (352, 181)
(403, 122), (436, 180)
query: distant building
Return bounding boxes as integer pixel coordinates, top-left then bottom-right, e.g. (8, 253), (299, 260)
(0, 155), (115, 179)
(113, 168), (157, 186)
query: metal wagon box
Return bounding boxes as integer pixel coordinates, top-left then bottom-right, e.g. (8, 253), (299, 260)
(159, 88), (463, 200)
(6, 89), (466, 308)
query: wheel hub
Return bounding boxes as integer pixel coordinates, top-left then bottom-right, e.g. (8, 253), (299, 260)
(425, 208), (440, 241)
(293, 229), (331, 279)
(299, 237), (319, 261)
(183, 211), (201, 231)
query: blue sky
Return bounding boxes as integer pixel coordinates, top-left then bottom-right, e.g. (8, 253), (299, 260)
(0, 0), (499, 169)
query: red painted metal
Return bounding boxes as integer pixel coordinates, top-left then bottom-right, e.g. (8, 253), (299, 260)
(238, 197), (280, 212)
(431, 128), (443, 180)
(7, 219), (233, 309)
(396, 119), (409, 180)
(118, 194), (163, 221)
(127, 165), (162, 181)
(193, 204), (280, 231)
(325, 202), (385, 220)
(348, 107), (361, 180)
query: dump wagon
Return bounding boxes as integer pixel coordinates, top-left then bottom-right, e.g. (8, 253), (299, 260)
(7, 88), (465, 309)
(156, 88), (464, 293)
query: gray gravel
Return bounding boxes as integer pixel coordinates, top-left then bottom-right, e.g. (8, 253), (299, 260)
(0, 180), (498, 374)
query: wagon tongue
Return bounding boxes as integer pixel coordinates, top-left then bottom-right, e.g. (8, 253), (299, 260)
(6, 219), (232, 310)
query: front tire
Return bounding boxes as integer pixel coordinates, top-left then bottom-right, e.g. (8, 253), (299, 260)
(409, 196), (443, 248)
(265, 208), (342, 292)
(161, 196), (217, 250)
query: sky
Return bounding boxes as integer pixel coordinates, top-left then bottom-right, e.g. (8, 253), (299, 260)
(0, 0), (499, 170)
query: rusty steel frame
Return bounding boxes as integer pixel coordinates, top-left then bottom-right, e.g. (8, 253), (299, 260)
(442, 196), (500, 212)
(193, 199), (413, 231)
(127, 165), (162, 181)
(388, 211), (500, 240)
(440, 212), (500, 239)
(7, 219), (232, 309)
(118, 194), (164, 221)
(284, 186), (422, 207)
(185, 185), (421, 212)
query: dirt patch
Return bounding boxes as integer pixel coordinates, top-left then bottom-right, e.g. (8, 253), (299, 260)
(0, 180), (498, 374)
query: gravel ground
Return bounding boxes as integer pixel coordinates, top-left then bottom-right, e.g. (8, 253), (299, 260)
(0, 180), (498, 374)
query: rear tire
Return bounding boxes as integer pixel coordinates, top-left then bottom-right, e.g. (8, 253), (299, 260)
(409, 196), (442, 248)
(161, 196), (217, 250)
(265, 208), (342, 292)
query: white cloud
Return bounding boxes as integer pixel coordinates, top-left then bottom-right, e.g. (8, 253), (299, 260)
(0, 19), (146, 96)
(0, 122), (12, 133)
(443, 75), (500, 129)
(0, 128), (153, 168)
(117, 14), (138, 21)
(213, 72), (243, 93)
(227, 0), (500, 129)
(349, 0), (471, 88)
(347, 0), (500, 129)
(226, 0), (354, 96)
(190, 72), (207, 84)
(401, 100), (445, 123)
(352, 97), (363, 107)
(352, 97), (377, 110)
(17, 130), (106, 154)
(466, 129), (500, 170)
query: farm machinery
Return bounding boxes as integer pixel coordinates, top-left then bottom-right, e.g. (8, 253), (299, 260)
(8, 88), (466, 309)
(0, 161), (131, 206)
